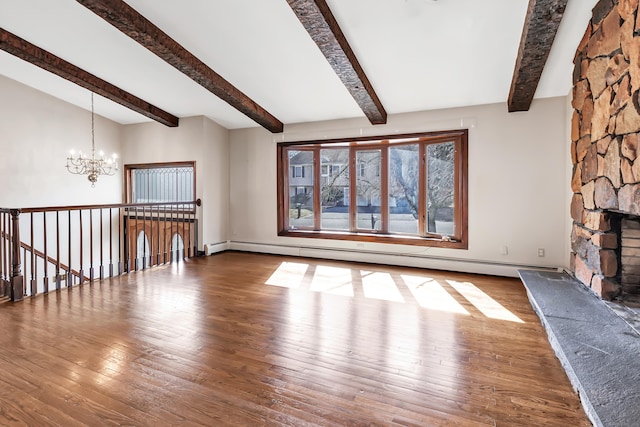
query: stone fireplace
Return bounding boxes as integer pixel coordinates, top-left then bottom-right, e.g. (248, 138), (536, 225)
(570, 0), (640, 300)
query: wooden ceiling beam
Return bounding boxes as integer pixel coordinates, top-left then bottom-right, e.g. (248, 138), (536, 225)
(287, 0), (387, 125)
(507, 0), (568, 112)
(0, 27), (179, 127)
(77, 0), (284, 133)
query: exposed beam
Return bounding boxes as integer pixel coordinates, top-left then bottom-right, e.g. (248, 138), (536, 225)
(77, 0), (283, 133)
(287, 0), (387, 125)
(0, 28), (178, 127)
(507, 0), (567, 112)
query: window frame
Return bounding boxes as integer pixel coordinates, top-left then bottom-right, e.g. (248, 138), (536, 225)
(277, 130), (468, 249)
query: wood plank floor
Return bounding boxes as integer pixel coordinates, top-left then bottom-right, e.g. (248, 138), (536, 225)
(0, 252), (590, 426)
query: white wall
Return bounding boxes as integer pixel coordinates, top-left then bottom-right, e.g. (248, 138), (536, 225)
(0, 74), (230, 254)
(0, 75), (121, 207)
(229, 97), (569, 276)
(202, 117), (230, 248)
(564, 92), (575, 271)
(0, 75), (123, 292)
(121, 116), (230, 249)
(1, 72), (570, 276)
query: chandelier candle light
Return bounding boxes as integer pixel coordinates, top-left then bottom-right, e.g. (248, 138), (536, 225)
(66, 93), (118, 187)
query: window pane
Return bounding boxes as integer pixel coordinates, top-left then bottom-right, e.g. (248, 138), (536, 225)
(389, 144), (419, 234)
(288, 150), (314, 229)
(320, 148), (349, 230)
(356, 149), (381, 230)
(426, 142), (455, 235)
(132, 166), (194, 203)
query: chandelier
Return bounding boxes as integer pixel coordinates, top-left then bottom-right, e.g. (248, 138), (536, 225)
(66, 93), (118, 187)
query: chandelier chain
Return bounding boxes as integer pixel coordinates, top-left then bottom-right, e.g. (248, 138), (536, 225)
(91, 93), (95, 155)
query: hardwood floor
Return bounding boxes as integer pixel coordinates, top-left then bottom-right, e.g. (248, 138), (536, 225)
(0, 252), (590, 426)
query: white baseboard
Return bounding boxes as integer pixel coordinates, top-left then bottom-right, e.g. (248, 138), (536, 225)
(204, 241), (229, 255)
(228, 241), (560, 278)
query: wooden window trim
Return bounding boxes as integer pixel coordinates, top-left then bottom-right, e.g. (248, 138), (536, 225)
(277, 130), (468, 249)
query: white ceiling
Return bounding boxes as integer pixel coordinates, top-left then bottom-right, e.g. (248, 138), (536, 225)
(0, 0), (598, 130)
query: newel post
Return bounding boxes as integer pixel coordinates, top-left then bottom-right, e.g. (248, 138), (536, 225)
(10, 209), (23, 301)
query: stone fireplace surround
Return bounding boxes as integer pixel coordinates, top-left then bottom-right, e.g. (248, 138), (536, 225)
(570, 0), (640, 300)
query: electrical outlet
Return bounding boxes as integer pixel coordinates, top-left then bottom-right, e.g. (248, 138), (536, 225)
(356, 242), (365, 248)
(538, 248), (545, 257)
(501, 245), (508, 255)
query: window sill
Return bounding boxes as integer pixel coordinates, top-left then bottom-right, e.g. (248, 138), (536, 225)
(278, 229), (468, 249)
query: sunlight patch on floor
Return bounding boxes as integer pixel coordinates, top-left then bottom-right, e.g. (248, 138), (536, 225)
(446, 280), (524, 323)
(401, 274), (470, 315)
(361, 270), (405, 303)
(310, 266), (354, 296)
(265, 262), (524, 322)
(265, 261), (308, 288)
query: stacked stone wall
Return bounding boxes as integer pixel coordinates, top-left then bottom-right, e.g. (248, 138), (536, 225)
(571, 0), (640, 299)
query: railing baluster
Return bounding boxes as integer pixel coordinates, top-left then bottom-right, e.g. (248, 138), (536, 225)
(1, 212), (6, 295)
(132, 206), (138, 272)
(145, 205), (149, 269)
(147, 205), (152, 268)
(156, 205), (160, 266)
(30, 212), (36, 296)
(137, 205), (141, 270)
(79, 209), (84, 284)
(6, 211), (9, 288)
(67, 210), (72, 288)
(89, 208), (94, 282)
(164, 171), (169, 264)
(100, 208), (104, 280)
(10, 209), (24, 301)
(143, 205), (147, 270)
(162, 203), (167, 264)
(182, 202), (186, 260)
(118, 207), (124, 275)
(43, 212), (48, 294)
(5, 212), (10, 295)
(136, 206), (141, 271)
(171, 201), (175, 263)
(55, 211), (61, 291)
(3, 213), (10, 296)
(109, 208), (114, 278)
(22, 247), (27, 297)
(33, 245), (38, 296)
(6, 212), (10, 288)
(188, 203), (192, 258)
(193, 206), (197, 258)
(6, 212), (10, 293)
(184, 204), (189, 258)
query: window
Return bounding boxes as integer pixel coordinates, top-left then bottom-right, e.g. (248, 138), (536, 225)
(287, 150), (314, 229)
(321, 148), (349, 230)
(125, 162), (195, 204)
(277, 130), (468, 248)
(292, 165), (305, 178)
